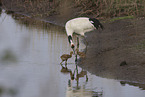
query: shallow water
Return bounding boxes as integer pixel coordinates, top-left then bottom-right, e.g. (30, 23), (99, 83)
(0, 10), (145, 97)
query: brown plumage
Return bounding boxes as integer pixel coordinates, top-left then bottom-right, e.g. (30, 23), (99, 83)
(60, 51), (73, 64)
(75, 48), (86, 58)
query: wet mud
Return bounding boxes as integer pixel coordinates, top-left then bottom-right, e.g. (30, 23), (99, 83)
(78, 18), (145, 84)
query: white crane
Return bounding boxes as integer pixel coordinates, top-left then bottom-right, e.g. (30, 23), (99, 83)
(65, 17), (103, 50)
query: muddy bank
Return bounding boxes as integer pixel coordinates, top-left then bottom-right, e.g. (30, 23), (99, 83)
(79, 18), (145, 84)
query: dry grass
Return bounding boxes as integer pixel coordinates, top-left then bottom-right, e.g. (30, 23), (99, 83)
(2, 0), (59, 17)
(1, 0), (145, 19)
(74, 0), (145, 18)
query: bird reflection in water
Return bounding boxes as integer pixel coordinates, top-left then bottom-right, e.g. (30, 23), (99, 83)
(60, 65), (75, 80)
(60, 65), (103, 97)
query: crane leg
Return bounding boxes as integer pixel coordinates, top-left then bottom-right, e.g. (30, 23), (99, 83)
(75, 54), (78, 62)
(75, 36), (79, 63)
(77, 36), (79, 48)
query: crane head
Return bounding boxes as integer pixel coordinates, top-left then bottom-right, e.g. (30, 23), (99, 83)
(71, 43), (75, 53)
(68, 35), (75, 52)
(89, 18), (104, 30)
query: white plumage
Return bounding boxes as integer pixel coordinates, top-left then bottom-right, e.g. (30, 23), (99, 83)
(65, 17), (95, 36)
(65, 17), (103, 49)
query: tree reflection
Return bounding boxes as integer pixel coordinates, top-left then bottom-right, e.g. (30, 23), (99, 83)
(0, 8), (1, 15)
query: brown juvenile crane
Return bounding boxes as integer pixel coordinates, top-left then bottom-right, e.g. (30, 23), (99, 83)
(60, 51), (73, 65)
(75, 48), (86, 58)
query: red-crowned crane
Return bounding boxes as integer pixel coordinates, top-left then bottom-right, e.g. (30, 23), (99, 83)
(65, 17), (103, 50)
